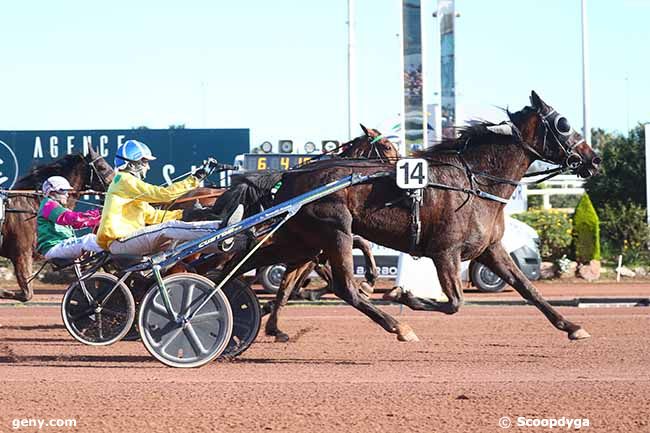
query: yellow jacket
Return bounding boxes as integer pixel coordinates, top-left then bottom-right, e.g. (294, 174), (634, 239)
(97, 172), (199, 249)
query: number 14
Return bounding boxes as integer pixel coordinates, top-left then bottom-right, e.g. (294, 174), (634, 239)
(396, 158), (428, 189)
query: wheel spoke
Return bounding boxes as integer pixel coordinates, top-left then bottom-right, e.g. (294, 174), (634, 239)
(184, 323), (208, 355)
(152, 297), (174, 319)
(160, 327), (184, 351)
(180, 283), (196, 316)
(191, 310), (221, 324)
(68, 307), (95, 322)
(97, 313), (104, 340)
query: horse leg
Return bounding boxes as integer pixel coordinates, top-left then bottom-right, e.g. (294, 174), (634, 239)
(353, 235), (378, 285)
(476, 243), (589, 340)
(325, 231), (418, 342)
(352, 235), (377, 296)
(384, 254), (464, 315)
(265, 261), (315, 342)
(10, 253), (34, 302)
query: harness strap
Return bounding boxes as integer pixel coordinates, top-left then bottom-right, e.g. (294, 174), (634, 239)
(408, 189), (423, 254)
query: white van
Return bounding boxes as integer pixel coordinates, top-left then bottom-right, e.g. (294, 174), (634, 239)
(257, 216), (541, 293)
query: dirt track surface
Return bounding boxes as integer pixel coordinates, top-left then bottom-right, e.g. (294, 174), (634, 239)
(1, 304), (649, 433)
(2, 279), (650, 305)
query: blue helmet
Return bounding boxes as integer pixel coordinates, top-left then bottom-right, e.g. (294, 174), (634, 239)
(114, 140), (157, 169)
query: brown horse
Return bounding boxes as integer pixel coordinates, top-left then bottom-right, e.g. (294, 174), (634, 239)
(221, 91), (600, 342)
(263, 126), (400, 341)
(0, 147), (114, 301)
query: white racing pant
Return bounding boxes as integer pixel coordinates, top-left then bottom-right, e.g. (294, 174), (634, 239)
(44, 234), (104, 260)
(108, 220), (223, 256)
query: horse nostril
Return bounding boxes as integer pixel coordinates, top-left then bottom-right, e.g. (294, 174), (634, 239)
(592, 156), (601, 166)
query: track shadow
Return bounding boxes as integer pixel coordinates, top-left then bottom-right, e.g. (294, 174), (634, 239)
(1, 337), (75, 343)
(463, 288), (515, 294)
(0, 324), (65, 331)
(0, 354), (156, 367)
(227, 357), (372, 366)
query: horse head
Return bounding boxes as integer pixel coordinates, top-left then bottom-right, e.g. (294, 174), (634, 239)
(82, 145), (114, 191)
(339, 124), (400, 161)
(510, 90), (600, 178)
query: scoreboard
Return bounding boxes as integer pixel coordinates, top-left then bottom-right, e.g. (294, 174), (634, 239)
(242, 153), (325, 171)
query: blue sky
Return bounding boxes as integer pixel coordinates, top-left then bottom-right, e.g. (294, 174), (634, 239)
(1, 0), (647, 150)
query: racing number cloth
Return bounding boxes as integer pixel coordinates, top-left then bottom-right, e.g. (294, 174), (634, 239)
(97, 172), (199, 249)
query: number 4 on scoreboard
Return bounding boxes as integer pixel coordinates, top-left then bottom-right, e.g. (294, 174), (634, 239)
(396, 158), (428, 189)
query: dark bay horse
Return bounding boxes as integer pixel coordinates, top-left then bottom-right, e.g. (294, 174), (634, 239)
(263, 127), (400, 341)
(224, 91), (600, 342)
(0, 147), (114, 301)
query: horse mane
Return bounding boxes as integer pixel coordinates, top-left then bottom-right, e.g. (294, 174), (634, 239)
(14, 153), (83, 189)
(413, 107), (533, 158)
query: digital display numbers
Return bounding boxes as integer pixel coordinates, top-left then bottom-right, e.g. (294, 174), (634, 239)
(243, 154), (316, 171)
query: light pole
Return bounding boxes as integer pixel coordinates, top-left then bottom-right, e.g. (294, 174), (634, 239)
(347, 0), (356, 141)
(581, 0), (591, 145)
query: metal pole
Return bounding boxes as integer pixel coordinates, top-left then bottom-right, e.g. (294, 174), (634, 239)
(347, 0), (356, 140)
(397, 2), (407, 156)
(645, 123), (650, 226)
(581, 0), (591, 145)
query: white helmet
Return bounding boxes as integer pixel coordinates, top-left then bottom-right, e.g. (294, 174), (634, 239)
(43, 176), (73, 196)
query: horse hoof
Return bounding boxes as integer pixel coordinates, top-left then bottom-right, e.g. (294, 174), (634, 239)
(275, 333), (290, 343)
(569, 328), (591, 340)
(383, 286), (403, 301)
(396, 324), (419, 342)
(359, 281), (374, 297)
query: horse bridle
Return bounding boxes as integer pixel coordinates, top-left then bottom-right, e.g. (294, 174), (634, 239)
(519, 108), (586, 171)
(81, 153), (111, 192)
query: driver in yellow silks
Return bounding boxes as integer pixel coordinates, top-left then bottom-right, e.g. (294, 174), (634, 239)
(96, 139), (242, 256)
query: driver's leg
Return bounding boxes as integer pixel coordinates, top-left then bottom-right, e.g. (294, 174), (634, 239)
(108, 220), (223, 256)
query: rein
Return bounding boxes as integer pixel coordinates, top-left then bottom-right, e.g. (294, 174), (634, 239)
(172, 191), (224, 205)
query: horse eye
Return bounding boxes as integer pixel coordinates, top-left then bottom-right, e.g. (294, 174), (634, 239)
(556, 117), (571, 134)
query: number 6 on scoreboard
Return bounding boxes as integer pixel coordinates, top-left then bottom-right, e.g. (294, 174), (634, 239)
(396, 158), (428, 189)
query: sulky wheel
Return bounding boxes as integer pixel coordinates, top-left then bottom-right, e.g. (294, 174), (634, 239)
(61, 272), (135, 346)
(138, 273), (233, 368)
(221, 278), (261, 358)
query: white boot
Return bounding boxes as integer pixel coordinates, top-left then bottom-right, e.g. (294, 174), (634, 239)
(221, 204), (244, 251)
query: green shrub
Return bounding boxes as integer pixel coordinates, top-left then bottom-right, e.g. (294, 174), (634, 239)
(512, 209), (573, 260)
(599, 202), (650, 265)
(584, 125), (646, 211)
(550, 194), (582, 209)
(572, 194), (601, 262)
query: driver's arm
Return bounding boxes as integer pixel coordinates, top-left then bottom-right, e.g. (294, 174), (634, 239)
(143, 203), (182, 224)
(116, 172), (199, 203)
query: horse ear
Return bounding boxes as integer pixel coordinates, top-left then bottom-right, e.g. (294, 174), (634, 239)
(359, 124), (370, 136)
(530, 90), (549, 111)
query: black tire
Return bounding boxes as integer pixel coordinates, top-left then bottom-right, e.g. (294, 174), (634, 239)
(258, 264), (287, 294)
(469, 262), (507, 293)
(221, 278), (261, 358)
(61, 272), (135, 346)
